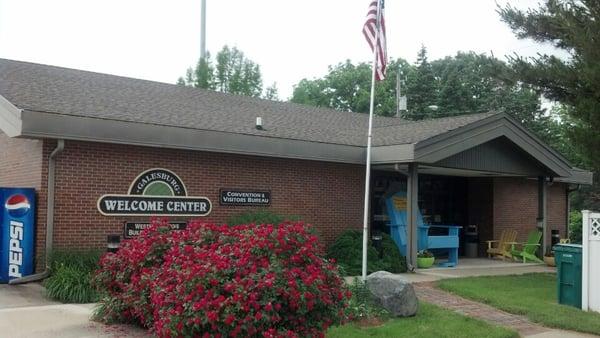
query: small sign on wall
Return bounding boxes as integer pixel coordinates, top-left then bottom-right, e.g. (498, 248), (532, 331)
(123, 221), (187, 239)
(220, 189), (271, 206)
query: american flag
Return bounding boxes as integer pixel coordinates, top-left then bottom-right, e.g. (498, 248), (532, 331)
(362, 0), (387, 81)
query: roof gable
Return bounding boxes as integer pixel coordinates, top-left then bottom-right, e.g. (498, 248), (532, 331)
(435, 136), (553, 176)
(413, 114), (572, 177)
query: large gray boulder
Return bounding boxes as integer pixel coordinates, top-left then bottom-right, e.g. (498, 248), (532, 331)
(365, 271), (418, 317)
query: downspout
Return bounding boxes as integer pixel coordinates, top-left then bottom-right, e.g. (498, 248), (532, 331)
(543, 178), (549, 255)
(537, 176), (548, 256)
(10, 140), (64, 284)
(393, 163), (409, 177)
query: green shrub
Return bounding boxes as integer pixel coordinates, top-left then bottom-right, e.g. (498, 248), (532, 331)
(227, 209), (300, 226)
(327, 230), (406, 276)
(345, 278), (390, 321)
(45, 264), (98, 303)
(48, 249), (101, 271)
(569, 211), (583, 244)
(44, 249), (101, 303)
(379, 232), (407, 273)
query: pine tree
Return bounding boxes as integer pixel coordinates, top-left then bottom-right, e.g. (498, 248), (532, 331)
(405, 46), (438, 120)
(194, 55), (214, 89)
(499, 0), (600, 209)
(177, 46), (263, 98)
(498, 2), (599, 165)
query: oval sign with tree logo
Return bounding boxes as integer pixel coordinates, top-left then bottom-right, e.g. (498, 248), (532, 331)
(97, 168), (211, 216)
(129, 168), (187, 196)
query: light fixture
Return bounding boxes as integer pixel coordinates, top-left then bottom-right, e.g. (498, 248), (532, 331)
(107, 234), (121, 253)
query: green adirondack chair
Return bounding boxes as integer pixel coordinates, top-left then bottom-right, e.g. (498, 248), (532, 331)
(511, 230), (543, 263)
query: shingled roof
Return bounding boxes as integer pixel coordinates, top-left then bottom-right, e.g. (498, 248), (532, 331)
(0, 58), (493, 147)
(0, 58), (589, 183)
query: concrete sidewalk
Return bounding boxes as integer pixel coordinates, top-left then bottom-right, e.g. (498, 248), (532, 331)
(0, 303), (147, 338)
(345, 258), (556, 284)
(0, 283), (59, 309)
(0, 283), (148, 337)
(410, 261), (555, 283)
(527, 331), (598, 338)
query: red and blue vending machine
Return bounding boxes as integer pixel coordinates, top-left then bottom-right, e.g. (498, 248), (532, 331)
(0, 188), (35, 283)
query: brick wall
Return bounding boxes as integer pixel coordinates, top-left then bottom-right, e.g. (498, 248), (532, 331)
(41, 140), (364, 255)
(547, 182), (568, 240)
(0, 131), (46, 270)
(29, 138), (569, 268)
(493, 177), (567, 247)
(0, 131), (43, 189)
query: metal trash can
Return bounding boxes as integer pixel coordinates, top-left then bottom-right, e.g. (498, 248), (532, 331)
(554, 244), (583, 308)
(551, 230), (560, 248)
(465, 225), (478, 258)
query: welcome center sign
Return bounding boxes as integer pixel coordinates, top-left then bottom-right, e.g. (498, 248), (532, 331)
(97, 168), (212, 216)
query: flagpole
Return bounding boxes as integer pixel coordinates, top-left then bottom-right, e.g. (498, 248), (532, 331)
(361, 0), (382, 282)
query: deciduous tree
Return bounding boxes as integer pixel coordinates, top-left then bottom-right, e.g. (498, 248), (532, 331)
(291, 59), (409, 117)
(291, 50), (544, 128)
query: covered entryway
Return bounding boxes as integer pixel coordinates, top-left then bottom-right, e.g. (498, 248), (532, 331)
(370, 113), (592, 270)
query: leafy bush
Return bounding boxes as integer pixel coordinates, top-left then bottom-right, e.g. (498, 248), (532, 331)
(44, 249), (101, 303)
(93, 218), (350, 337)
(227, 209), (300, 226)
(344, 278), (389, 321)
(93, 221), (173, 326)
(327, 230), (406, 276)
(569, 211), (583, 244)
(379, 232), (407, 273)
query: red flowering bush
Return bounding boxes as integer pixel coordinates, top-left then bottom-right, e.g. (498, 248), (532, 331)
(93, 220), (173, 327)
(93, 219), (350, 337)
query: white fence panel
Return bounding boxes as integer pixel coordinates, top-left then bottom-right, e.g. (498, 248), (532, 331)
(583, 210), (600, 312)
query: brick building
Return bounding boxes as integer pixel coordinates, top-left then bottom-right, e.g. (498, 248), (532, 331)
(0, 59), (592, 276)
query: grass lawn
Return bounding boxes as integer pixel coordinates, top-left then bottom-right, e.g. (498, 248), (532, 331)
(437, 273), (600, 335)
(327, 302), (517, 338)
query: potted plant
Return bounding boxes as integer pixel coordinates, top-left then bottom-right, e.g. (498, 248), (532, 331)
(417, 250), (435, 268)
(544, 248), (555, 267)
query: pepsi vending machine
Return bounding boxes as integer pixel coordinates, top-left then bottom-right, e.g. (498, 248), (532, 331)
(0, 188), (35, 283)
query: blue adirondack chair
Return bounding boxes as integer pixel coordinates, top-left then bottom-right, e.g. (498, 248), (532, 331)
(385, 191), (461, 267)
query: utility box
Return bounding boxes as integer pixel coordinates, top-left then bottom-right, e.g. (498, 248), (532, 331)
(465, 225), (478, 258)
(554, 244), (582, 309)
(0, 188), (36, 283)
